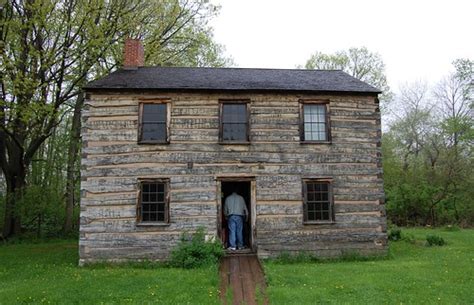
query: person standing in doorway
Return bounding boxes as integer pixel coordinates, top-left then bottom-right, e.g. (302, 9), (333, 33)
(224, 189), (248, 251)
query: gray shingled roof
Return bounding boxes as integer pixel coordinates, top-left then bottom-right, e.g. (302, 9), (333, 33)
(84, 67), (381, 94)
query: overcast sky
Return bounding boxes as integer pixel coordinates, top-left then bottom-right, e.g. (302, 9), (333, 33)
(209, 0), (474, 91)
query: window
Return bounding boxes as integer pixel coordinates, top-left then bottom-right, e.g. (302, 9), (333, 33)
(219, 101), (249, 143)
(139, 102), (169, 143)
(300, 102), (330, 142)
(137, 179), (169, 223)
(303, 179), (334, 223)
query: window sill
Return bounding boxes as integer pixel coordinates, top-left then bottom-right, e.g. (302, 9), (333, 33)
(303, 221), (335, 225)
(137, 141), (170, 145)
(136, 222), (170, 227)
(300, 141), (332, 145)
(219, 141), (251, 145)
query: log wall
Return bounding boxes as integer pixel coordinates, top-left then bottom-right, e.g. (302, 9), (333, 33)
(79, 91), (387, 264)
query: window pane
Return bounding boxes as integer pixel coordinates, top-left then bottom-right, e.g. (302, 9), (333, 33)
(223, 104), (246, 123)
(141, 182), (167, 222)
(141, 104), (167, 142)
(322, 212), (329, 220)
(315, 192), (322, 201)
(157, 212), (165, 222)
(316, 211), (323, 220)
(223, 123), (247, 141)
(321, 192), (329, 201)
(157, 193), (164, 202)
(305, 181), (332, 222)
(222, 103), (248, 141)
(143, 104), (167, 122)
(142, 123), (166, 141)
(303, 104), (327, 141)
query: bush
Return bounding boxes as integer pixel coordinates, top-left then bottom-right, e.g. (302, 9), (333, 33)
(388, 228), (402, 241)
(426, 234), (446, 246)
(169, 227), (224, 269)
(443, 225), (460, 232)
(17, 185), (67, 238)
(401, 232), (416, 244)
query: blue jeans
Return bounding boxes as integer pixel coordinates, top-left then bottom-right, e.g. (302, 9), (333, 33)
(228, 215), (244, 248)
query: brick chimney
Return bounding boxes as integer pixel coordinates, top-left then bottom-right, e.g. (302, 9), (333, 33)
(123, 38), (144, 69)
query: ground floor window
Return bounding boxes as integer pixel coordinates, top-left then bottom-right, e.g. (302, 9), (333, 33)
(137, 179), (169, 223)
(303, 179), (334, 223)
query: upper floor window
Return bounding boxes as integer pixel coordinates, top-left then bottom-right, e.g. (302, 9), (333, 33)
(303, 179), (334, 223)
(219, 101), (250, 143)
(139, 102), (170, 144)
(300, 101), (330, 142)
(137, 179), (169, 223)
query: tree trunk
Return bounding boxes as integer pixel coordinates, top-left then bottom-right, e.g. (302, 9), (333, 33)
(2, 169), (26, 237)
(64, 93), (84, 233)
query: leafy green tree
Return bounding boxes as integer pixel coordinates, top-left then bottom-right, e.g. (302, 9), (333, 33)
(1, 0), (127, 237)
(0, 0), (232, 237)
(62, 0), (233, 233)
(304, 47), (392, 109)
(384, 59), (473, 226)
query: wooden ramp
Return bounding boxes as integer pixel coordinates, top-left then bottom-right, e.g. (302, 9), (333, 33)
(219, 254), (268, 305)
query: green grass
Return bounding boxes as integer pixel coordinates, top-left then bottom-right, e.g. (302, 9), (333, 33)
(1, 229), (472, 304)
(0, 240), (220, 305)
(264, 228), (474, 304)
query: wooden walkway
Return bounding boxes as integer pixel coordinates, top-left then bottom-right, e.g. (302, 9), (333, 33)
(219, 254), (268, 305)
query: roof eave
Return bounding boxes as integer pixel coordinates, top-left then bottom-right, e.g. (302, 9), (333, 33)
(83, 87), (381, 96)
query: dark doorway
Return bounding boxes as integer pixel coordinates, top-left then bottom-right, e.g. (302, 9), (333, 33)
(220, 181), (252, 249)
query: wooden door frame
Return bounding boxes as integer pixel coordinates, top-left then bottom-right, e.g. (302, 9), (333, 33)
(216, 176), (257, 252)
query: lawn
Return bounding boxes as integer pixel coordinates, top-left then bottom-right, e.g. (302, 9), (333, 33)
(1, 229), (472, 305)
(0, 240), (220, 305)
(264, 228), (474, 304)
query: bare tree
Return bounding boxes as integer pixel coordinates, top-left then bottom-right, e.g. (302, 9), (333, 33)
(390, 82), (435, 169)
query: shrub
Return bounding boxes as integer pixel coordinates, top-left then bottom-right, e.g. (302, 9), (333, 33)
(401, 232), (416, 244)
(426, 234), (446, 246)
(443, 225), (460, 232)
(170, 227), (224, 269)
(388, 228), (402, 241)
